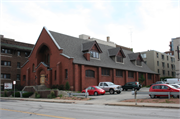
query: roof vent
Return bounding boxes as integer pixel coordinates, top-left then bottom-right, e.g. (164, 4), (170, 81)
(107, 36), (110, 42)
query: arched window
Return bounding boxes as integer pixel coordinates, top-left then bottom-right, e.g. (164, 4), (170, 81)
(85, 70), (95, 78)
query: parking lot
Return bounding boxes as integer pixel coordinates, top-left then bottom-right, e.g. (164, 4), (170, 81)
(87, 87), (150, 103)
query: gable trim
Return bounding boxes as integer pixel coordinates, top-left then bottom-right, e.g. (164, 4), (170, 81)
(90, 41), (102, 53)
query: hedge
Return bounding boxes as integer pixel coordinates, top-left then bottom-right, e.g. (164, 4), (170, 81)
(22, 92), (34, 98)
(12, 92), (20, 97)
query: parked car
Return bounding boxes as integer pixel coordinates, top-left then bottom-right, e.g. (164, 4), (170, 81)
(164, 78), (180, 84)
(98, 82), (121, 94)
(122, 81), (141, 91)
(82, 86), (105, 96)
(150, 81), (166, 86)
(149, 84), (180, 98)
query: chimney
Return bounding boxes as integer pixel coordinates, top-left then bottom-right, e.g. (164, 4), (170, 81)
(107, 36), (110, 42)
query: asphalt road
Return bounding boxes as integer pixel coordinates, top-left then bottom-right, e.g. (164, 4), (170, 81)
(1, 100), (180, 119)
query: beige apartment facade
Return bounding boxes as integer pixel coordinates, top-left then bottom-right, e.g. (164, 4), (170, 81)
(140, 50), (175, 78)
(173, 37), (180, 79)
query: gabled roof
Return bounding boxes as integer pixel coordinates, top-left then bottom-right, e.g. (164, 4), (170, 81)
(108, 47), (126, 57)
(48, 29), (156, 74)
(82, 41), (102, 53)
(36, 62), (49, 69)
(128, 53), (143, 61)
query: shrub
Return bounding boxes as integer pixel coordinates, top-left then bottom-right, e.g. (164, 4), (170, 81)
(51, 85), (57, 89)
(65, 81), (70, 90)
(4, 90), (8, 97)
(1, 94), (3, 97)
(58, 94), (63, 98)
(12, 92), (20, 97)
(139, 75), (145, 84)
(35, 92), (40, 98)
(58, 85), (64, 90)
(47, 90), (56, 98)
(22, 92), (34, 98)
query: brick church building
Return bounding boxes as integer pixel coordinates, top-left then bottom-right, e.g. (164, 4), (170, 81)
(21, 27), (159, 91)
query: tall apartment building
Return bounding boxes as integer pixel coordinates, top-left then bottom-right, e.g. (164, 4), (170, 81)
(140, 50), (175, 77)
(0, 35), (34, 90)
(172, 37), (180, 78)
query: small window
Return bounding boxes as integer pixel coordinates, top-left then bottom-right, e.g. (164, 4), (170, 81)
(17, 74), (20, 80)
(1, 61), (11, 66)
(1, 74), (11, 79)
(25, 52), (30, 57)
(161, 55), (164, 60)
(23, 75), (26, 81)
(101, 68), (110, 76)
(167, 56), (168, 60)
(171, 64), (174, 70)
(86, 70), (94, 78)
(157, 61), (159, 66)
(156, 53), (159, 58)
(65, 69), (68, 79)
(168, 71), (170, 76)
(128, 71), (134, 78)
(17, 51), (21, 56)
(117, 56), (123, 63)
(1, 48), (12, 54)
(90, 51), (99, 58)
(148, 74), (151, 79)
(55, 70), (56, 80)
(162, 62), (165, 68)
(17, 62), (20, 68)
(157, 69), (159, 73)
(163, 70), (165, 76)
(136, 59), (142, 66)
(167, 63), (169, 68)
(116, 70), (123, 77)
(171, 57), (174, 62)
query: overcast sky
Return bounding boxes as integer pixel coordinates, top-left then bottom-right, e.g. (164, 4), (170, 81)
(0, 0), (179, 52)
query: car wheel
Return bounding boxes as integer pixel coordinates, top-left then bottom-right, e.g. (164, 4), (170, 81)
(137, 89), (139, 91)
(109, 89), (114, 94)
(117, 91), (121, 94)
(150, 95), (155, 99)
(94, 92), (98, 96)
(122, 88), (125, 91)
(125, 89), (128, 91)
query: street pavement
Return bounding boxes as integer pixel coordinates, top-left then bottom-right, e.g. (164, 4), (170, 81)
(1, 100), (180, 119)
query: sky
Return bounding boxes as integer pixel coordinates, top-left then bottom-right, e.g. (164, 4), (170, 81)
(0, 0), (180, 53)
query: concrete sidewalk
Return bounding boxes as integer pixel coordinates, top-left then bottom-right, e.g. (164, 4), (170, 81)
(1, 97), (180, 109)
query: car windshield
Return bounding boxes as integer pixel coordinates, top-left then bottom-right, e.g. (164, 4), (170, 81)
(171, 85), (180, 88)
(107, 82), (114, 85)
(167, 85), (178, 89)
(95, 86), (101, 89)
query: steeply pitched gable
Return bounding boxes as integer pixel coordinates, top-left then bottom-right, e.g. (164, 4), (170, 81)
(82, 41), (102, 53)
(108, 47), (126, 57)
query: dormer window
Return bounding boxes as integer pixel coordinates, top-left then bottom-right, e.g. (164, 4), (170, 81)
(90, 51), (99, 58)
(128, 53), (144, 67)
(116, 56), (123, 63)
(136, 59), (142, 66)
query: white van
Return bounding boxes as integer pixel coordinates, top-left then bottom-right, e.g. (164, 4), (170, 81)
(164, 78), (180, 84)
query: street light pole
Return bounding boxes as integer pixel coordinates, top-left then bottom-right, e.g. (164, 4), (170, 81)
(13, 81), (16, 97)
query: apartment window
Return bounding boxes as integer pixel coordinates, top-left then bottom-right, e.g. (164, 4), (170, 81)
(86, 70), (94, 78)
(1, 61), (11, 66)
(177, 46), (180, 60)
(162, 62), (165, 68)
(55, 70), (56, 80)
(171, 64), (174, 70)
(141, 53), (146, 58)
(65, 69), (68, 79)
(17, 62), (20, 68)
(157, 69), (159, 73)
(102, 68), (110, 76)
(163, 70), (165, 76)
(90, 51), (99, 59)
(167, 63), (169, 68)
(1, 48), (12, 54)
(116, 56), (123, 63)
(17, 51), (21, 56)
(161, 55), (164, 60)
(171, 57), (174, 62)
(167, 56), (169, 60)
(17, 74), (20, 80)
(156, 53), (159, 58)
(1, 74), (11, 79)
(148, 74), (152, 79)
(116, 70), (123, 77)
(136, 59), (142, 66)
(168, 71), (170, 76)
(25, 52), (30, 57)
(157, 61), (159, 66)
(128, 71), (134, 78)
(172, 72), (175, 77)
(23, 75), (26, 81)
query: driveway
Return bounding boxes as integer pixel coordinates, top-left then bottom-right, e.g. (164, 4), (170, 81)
(83, 87), (150, 104)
